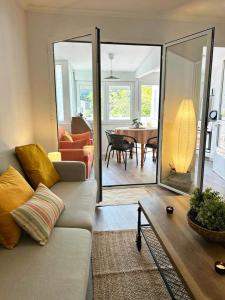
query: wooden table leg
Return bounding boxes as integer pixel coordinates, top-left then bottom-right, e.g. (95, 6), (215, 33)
(141, 144), (145, 167)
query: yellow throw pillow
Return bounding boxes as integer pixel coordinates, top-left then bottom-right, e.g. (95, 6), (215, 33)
(0, 166), (34, 249)
(62, 132), (73, 142)
(15, 144), (60, 189)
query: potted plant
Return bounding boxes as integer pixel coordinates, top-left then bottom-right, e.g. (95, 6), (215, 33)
(187, 188), (225, 242)
(132, 118), (143, 129)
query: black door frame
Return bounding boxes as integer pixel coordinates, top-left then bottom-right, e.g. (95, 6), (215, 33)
(101, 41), (163, 189)
(52, 38), (163, 198)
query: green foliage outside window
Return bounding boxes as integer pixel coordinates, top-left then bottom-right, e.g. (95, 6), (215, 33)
(109, 86), (131, 119)
(141, 85), (152, 117)
(79, 85), (93, 118)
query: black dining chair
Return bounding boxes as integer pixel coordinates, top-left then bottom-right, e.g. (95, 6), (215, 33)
(144, 136), (158, 162)
(107, 134), (138, 170)
(105, 130), (115, 161)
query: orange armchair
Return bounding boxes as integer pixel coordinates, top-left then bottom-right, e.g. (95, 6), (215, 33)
(60, 149), (93, 178)
(58, 127), (94, 178)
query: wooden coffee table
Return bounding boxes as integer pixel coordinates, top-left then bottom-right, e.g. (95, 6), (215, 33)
(136, 194), (225, 300)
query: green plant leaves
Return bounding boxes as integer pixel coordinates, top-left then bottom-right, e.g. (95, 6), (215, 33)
(189, 188), (225, 231)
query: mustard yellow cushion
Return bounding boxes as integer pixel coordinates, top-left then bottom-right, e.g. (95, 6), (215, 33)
(0, 166), (34, 249)
(62, 132), (73, 142)
(15, 144), (60, 189)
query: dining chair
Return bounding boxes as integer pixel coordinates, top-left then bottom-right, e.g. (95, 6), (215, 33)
(144, 136), (158, 162)
(105, 130), (115, 161)
(107, 134), (138, 170)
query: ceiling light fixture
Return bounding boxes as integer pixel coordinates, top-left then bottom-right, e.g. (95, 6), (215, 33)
(104, 53), (120, 80)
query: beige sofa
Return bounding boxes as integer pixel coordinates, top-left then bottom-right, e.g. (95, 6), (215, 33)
(0, 150), (97, 300)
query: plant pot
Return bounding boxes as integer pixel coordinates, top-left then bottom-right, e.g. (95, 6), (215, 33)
(187, 212), (225, 242)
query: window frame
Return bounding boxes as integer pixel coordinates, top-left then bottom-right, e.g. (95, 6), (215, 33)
(76, 80), (94, 120)
(138, 82), (160, 125)
(104, 81), (135, 124)
(55, 60), (72, 124)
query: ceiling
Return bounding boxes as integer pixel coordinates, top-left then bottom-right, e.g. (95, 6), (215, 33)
(19, 0), (225, 22)
(54, 43), (159, 72)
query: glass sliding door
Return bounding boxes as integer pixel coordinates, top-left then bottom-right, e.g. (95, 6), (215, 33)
(51, 28), (102, 201)
(159, 29), (214, 194)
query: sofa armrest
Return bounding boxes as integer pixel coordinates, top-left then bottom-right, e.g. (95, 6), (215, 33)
(53, 161), (86, 182)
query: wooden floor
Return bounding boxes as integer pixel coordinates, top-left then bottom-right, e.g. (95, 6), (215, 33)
(94, 186), (173, 231)
(203, 159), (225, 197)
(102, 149), (156, 186)
(101, 150), (225, 196)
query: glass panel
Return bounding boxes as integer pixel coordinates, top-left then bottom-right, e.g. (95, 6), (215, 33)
(217, 123), (225, 153)
(220, 61), (225, 120)
(160, 35), (209, 193)
(53, 35), (95, 178)
(78, 82), (93, 119)
(141, 85), (152, 124)
(108, 85), (131, 120)
(55, 65), (64, 122)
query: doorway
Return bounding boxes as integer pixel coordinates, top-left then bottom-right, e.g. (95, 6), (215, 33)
(51, 27), (214, 204)
(52, 39), (162, 203)
(101, 43), (162, 187)
(51, 28), (102, 201)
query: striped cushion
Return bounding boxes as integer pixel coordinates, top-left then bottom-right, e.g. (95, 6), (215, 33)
(11, 183), (65, 245)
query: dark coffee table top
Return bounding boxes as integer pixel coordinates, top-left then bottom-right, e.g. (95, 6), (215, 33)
(139, 193), (225, 300)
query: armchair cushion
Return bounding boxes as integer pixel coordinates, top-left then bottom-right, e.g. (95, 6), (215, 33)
(59, 139), (87, 150)
(61, 132), (73, 142)
(71, 132), (92, 145)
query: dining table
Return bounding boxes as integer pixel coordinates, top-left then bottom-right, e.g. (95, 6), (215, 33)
(114, 127), (158, 167)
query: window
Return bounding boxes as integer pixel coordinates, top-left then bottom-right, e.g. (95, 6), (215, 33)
(141, 85), (152, 119)
(107, 84), (132, 121)
(77, 82), (93, 119)
(55, 65), (64, 122)
(139, 84), (159, 127)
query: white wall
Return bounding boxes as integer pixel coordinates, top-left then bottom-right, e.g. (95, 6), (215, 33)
(0, 0), (34, 153)
(27, 11), (225, 151)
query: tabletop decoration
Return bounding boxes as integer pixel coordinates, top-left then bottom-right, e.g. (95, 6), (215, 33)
(166, 206), (174, 214)
(215, 261), (225, 274)
(187, 188), (225, 242)
(132, 118), (143, 129)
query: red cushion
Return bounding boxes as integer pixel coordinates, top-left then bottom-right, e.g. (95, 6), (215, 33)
(71, 132), (91, 142)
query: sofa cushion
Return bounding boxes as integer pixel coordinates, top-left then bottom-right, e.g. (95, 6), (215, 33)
(0, 166), (34, 249)
(0, 228), (91, 300)
(51, 180), (97, 231)
(12, 184), (65, 246)
(15, 144), (60, 189)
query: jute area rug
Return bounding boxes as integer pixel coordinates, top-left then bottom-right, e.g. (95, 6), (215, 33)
(92, 230), (171, 300)
(100, 187), (150, 206)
